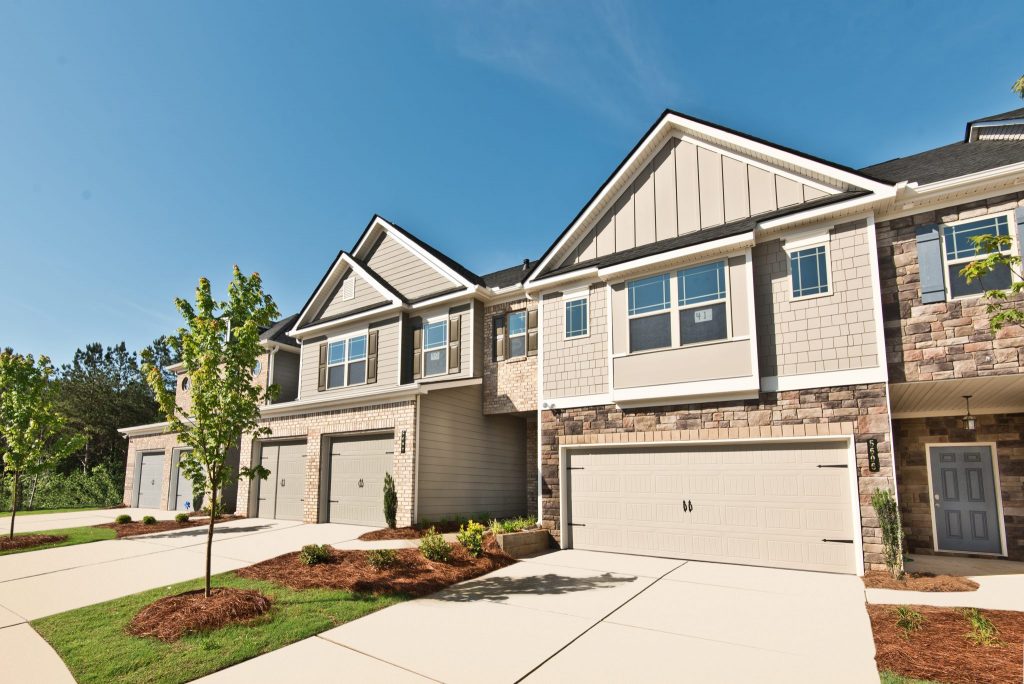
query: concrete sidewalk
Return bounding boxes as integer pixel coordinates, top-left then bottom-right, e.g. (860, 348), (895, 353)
(4, 506), (178, 534)
(866, 554), (1024, 611)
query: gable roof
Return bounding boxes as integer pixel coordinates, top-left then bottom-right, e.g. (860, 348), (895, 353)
(859, 139), (1024, 186)
(291, 251), (405, 333)
(352, 215), (484, 288)
(481, 260), (537, 289)
(260, 314), (300, 348)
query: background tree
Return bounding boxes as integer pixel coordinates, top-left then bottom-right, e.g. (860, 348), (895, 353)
(143, 335), (181, 394)
(960, 234), (1024, 332)
(143, 266), (277, 597)
(1014, 73), (1024, 99)
(0, 351), (85, 538)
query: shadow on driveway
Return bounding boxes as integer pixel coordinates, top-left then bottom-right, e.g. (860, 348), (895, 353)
(435, 572), (638, 603)
(126, 523), (278, 541)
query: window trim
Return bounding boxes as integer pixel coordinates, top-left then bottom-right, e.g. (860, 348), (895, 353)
(506, 310), (528, 358)
(787, 243), (833, 302)
(421, 315), (448, 377)
(326, 330), (369, 388)
(563, 288), (589, 340)
(940, 211), (1018, 302)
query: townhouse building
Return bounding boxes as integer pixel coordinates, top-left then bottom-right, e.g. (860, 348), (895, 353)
(120, 106), (1024, 574)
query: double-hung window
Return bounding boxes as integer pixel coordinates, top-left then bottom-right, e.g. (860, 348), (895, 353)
(678, 261), (728, 345)
(564, 291), (588, 339)
(327, 334), (368, 388)
(422, 319), (448, 376)
(943, 215), (1014, 299)
(627, 273), (672, 352)
(507, 311), (528, 357)
(790, 245), (830, 298)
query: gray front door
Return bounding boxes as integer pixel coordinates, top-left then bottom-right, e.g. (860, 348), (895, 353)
(256, 442), (306, 521)
(328, 433), (394, 526)
(137, 453), (164, 509)
(930, 446), (1002, 554)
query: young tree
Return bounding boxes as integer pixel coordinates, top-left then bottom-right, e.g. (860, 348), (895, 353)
(0, 351), (85, 539)
(142, 267), (277, 597)
(960, 234), (1024, 332)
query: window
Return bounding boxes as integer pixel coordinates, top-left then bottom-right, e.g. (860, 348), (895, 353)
(252, 360), (262, 378)
(423, 319), (448, 376)
(180, 376), (190, 391)
(627, 273), (672, 352)
(327, 334), (368, 388)
(565, 297), (588, 338)
(678, 261), (728, 345)
(507, 311), (527, 357)
(790, 245), (830, 298)
(943, 215), (1013, 299)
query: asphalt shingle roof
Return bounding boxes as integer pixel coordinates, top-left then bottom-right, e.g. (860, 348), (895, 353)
(260, 313), (300, 347)
(481, 260), (537, 289)
(859, 139), (1024, 185)
(969, 107), (1024, 124)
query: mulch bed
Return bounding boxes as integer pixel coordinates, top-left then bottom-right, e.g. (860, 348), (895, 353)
(868, 604), (1024, 684)
(863, 571), (980, 592)
(128, 588), (272, 642)
(97, 515), (242, 539)
(238, 535), (515, 597)
(358, 521), (462, 541)
(0, 534), (67, 551)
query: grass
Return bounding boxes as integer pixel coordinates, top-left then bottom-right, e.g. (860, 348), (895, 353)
(0, 506), (105, 517)
(879, 671), (945, 684)
(488, 515), (538, 535)
(32, 571), (405, 684)
(0, 526), (116, 556)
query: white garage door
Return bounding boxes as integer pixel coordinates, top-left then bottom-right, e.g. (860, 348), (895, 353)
(328, 433), (394, 526)
(137, 452), (164, 509)
(257, 442), (307, 521)
(567, 441), (857, 574)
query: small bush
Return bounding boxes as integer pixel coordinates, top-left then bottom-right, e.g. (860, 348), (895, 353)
(962, 608), (1002, 646)
(200, 500), (225, 519)
(490, 516), (538, 535)
(457, 520), (486, 558)
(894, 606), (923, 638)
(383, 472), (398, 529)
(142, 515), (157, 525)
(871, 489), (904, 579)
(115, 514), (132, 525)
(366, 548), (398, 571)
(419, 527), (452, 563)
(298, 544), (332, 566)
(175, 513), (190, 523)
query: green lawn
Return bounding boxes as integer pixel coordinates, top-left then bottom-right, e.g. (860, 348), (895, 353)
(32, 572), (405, 684)
(880, 671), (945, 684)
(0, 526), (116, 556)
(0, 506), (105, 517)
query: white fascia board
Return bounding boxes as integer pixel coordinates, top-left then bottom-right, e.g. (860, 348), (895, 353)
(611, 376), (759, 406)
(372, 217), (476, 290)
(259, 385), (424, 418)
(341, 253), (404, 306)
(261, 341), (300, 354)
(118, 421), (171, 437)
(291, 251), (403, 333)
(408, 288), (480, 312)
(525, 267), (600, 293)
(758, 191), (894, 232)
(164, 362), (185, 374)
(893, 162), (1024, 205)
(760, 367), (887, 393)
(289, 303), (403, 340)
(597, 233), (754, 281)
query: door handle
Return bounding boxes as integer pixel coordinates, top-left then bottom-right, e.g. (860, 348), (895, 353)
(151, 480), (155, 486)
(358, 478), (364, 488)
(280, 478), (286, 487)
(687, 500), (693, 512)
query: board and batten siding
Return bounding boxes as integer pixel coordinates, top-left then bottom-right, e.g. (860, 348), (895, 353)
(416, 385), (527, 521)
(365, 233), (458, 301)
(316, 270), (389, 321)
(559, 137), (835, 269)
(298, 316), (401, 400)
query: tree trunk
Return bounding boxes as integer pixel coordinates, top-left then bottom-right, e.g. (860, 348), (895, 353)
(204, 486), (217, 598)
(9, 471), (19, 540)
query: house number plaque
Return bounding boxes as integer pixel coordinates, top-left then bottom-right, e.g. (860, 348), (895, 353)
(867, 438), (879, 473)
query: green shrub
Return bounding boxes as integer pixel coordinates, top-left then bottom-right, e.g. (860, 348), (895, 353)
(142, 515), (157, 525)
(489, 516), (538, 535)
(871, 489), (904, 579)
(115, 514), (132, 524)
(457, 520), (485, 557)
(174, 513), (190, 523)
(366, 548), (398, 571)
(1, 466), (123, 512)
(419, 527), (452, 563)
(383, 472), (397, 529)
(962, 608), (1002, 646)
(894, 606), (923, 638)
(200, 500), (225, 519)
(298, 544), (332, 566)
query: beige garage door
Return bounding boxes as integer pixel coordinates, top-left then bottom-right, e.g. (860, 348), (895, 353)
(328, 433), (394, 526)
(567, 441), (857, 574)
(257, 441), (307, 521)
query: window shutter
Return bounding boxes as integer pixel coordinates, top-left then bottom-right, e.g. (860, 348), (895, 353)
(915, 223), (946, 304)
(494, 315), (506, 362)
(526, 308), (539, 356)
(317, 342), (328, 391)
(1016, 207), (1024, 255)
(366, 330), (379, 384)
(410, 317), (423, 380)
(448, 312), (461, 373)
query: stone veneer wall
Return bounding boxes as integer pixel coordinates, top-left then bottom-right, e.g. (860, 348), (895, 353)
(236, 400), (417, 525)
(482, 298), (538, 414)
(526, 414), (538, 515)
(894, 413), (1023, 562)
(540, 383), (895, 571)
(123, 431), (181, 508)
(877, 192), (1024, 382)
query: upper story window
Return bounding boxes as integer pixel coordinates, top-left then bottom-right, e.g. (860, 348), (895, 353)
(507, 311), (527, 357)
(327, 334), (367, 388)
(180, 376), (190, 391)
(564, 290), (589, 339)
(677, 261), (728, 345)
(790, 245), (830, 299)
(252, 360), (262, 378)
(943, 215), (1013, 299)
(626, 262), (730, 353)
(422, 319), (448, 376)
(627, 273), (672, 352)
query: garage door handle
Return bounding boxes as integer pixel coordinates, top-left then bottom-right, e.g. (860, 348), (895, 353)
(817, 464), (848, 469)
(329, 499), (339, 503)
(822, 539), (853, 544)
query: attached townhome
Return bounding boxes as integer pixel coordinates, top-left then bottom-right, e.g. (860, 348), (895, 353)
(120, 106), (1024, 575)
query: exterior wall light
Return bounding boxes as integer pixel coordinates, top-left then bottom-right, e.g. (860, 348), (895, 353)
(961, 395), (976, 432)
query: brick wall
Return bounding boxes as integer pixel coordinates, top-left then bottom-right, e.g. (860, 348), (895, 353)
(482, 298), (538, 414)
(540, 383), (895, 571)
(236, 400), (417, 525)
(541, 284), (608, 399)
(894, 414), (1023, 561)
(123, 431), (181, 508)
(756, 219), (879, 377)
(877, 192), (1024, 383)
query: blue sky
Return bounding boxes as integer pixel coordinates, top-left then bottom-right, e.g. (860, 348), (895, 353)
(2, 1), (1021, 364)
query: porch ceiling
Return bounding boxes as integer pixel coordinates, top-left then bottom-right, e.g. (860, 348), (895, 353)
(889, 374), (1024, 419)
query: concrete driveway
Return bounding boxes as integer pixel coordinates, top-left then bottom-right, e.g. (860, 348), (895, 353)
(200, 550), (877, 683)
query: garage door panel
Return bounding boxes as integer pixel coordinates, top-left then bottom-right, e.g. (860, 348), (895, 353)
(257, 441), (306, 521)
(328, 433), (393, 526)
(567, 442), (856, 574)
(137, 453), (164, 509)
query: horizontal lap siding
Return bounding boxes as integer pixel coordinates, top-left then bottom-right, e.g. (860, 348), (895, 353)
(366, 234), (456, 300)
(298, 317), (400, 400)
(317, 271), (389, 321)
(417, 385), (526, 521)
